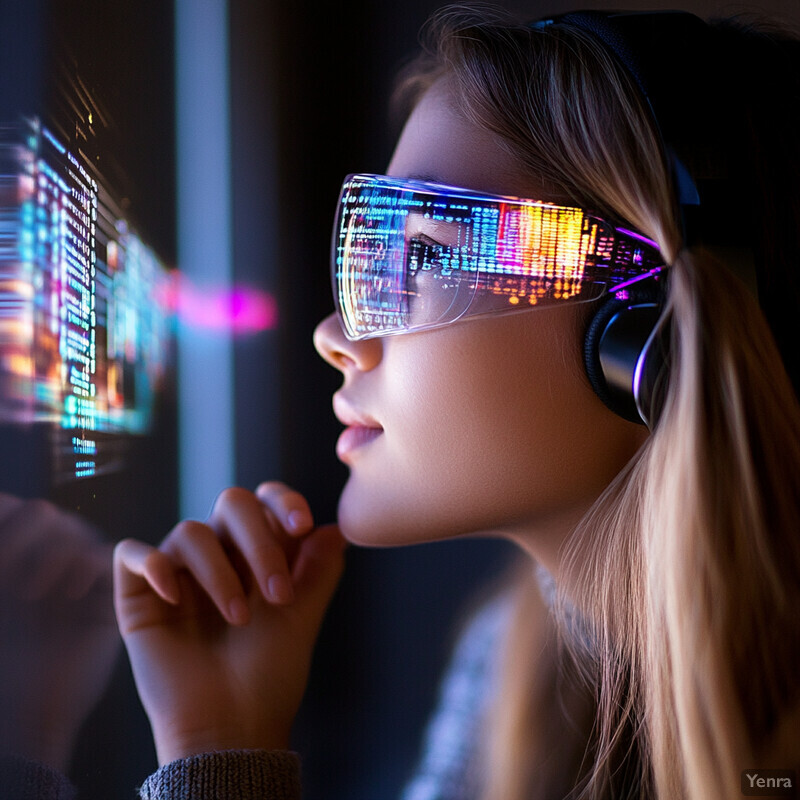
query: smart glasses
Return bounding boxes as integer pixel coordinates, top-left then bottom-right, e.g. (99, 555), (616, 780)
(332, 174), (665, 340)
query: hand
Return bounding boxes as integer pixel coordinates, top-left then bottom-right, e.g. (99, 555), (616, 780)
(113, 483), (346, 765)
(0, 493), (119, 772)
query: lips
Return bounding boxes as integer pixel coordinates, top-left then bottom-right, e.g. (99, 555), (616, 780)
(333, 394), (383, 462)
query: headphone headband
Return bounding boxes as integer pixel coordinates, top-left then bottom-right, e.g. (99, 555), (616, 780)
(536, 11), (757, 260)
(532, 10), (761, 424)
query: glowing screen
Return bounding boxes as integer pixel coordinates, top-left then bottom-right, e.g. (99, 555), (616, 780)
(333, 174), (664, 339)
(0, 117), (172, 481)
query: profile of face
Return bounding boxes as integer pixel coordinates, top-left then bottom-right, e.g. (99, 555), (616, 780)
(314, 80), (648, 571)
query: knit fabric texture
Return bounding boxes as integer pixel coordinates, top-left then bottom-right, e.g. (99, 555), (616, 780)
(138, 750), (301, 800)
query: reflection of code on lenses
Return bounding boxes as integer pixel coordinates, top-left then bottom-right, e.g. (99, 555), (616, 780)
(335, 176), (665, 338)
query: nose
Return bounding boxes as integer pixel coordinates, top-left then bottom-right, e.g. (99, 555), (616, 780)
(313, 312), (383, 373)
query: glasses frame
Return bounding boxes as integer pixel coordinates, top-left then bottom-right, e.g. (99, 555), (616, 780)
(332, 173), (666, 341)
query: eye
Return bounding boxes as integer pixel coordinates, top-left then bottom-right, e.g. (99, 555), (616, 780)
(406, 235), (447, 272)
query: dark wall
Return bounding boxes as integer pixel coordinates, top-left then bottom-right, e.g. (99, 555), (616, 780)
(47, 0), (177, 265)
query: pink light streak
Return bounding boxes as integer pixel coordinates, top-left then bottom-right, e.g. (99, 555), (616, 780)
(158, 272), (279, 334)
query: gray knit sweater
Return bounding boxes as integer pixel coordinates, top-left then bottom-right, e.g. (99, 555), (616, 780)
(139, 750), (302, 799)
(2, 750), (301, 800)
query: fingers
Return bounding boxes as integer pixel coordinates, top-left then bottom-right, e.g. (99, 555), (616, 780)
(291, 525), (346, 624)
(292, 524), (347, 604)
(114, 539), (184, 636)
(115, 538), (181, 605)
(114, 485), (340, 635)
(208, 487), (295, 605)
(255, 481), (314, 535)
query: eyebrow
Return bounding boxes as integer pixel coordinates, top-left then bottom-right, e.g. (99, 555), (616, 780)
(405, 215), (460, 250)
(412, 232), (447, 247)
(404, 172), (449, 185)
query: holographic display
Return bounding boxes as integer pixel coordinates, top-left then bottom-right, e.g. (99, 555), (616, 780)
(333, 174), (665, 340)
(0, 117), (172, 481)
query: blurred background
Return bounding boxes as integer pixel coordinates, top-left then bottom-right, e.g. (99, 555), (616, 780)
(1, 0), (797, 797)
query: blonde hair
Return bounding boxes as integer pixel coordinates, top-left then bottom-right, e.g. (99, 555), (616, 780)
(395, 6), (800, 798)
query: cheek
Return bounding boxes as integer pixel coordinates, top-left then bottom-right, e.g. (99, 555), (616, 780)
(337, 312), (646, 546)
(392, 314), (588, 478)
(337, 337), (497, 545)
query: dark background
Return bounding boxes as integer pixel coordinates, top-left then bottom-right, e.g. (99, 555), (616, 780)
(2, 0), (799, 797)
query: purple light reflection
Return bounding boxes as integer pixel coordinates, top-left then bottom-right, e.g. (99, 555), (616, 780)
(160, 272), (279, 334)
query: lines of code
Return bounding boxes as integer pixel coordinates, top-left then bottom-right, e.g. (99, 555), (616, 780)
(335, 175), (664, 338)
(0, 117), (171, 482)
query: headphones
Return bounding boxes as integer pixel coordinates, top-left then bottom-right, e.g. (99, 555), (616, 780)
(533, 11), (759, 427)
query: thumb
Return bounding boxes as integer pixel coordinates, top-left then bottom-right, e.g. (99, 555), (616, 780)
(291, 524), (346, 624)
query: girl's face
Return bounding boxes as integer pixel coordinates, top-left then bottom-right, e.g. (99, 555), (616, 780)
(314, 81), (648, 571)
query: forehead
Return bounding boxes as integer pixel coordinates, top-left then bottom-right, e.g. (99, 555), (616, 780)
(386, 80), (540, 199)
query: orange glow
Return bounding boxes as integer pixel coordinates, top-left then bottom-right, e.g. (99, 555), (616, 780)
(495, 203), (590, 299)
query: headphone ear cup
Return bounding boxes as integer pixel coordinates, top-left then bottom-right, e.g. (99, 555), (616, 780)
(584, 281), (668, 426)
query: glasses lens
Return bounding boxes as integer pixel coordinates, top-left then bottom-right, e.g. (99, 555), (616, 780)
(332, 175), (663, 340)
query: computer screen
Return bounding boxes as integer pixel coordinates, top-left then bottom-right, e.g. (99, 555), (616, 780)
(0, 0), (177, 506)
(1, 115), (173, 484)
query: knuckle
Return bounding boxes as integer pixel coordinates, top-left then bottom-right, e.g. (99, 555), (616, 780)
(214, 485), (253, 513)
(281, 489), (308, 509)
(113, 538), (135, 562)
(114, 537), (137, 554)
(170, 518), (212, 545)
(257, 482), (309, 515)
(255, 480), (290, 500)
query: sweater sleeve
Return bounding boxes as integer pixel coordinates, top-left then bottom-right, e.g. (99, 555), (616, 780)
(138, 750), (302, 800)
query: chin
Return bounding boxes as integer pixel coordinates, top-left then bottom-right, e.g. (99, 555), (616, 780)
(336, 490), (415, 547)
(336, 479), (487, 548)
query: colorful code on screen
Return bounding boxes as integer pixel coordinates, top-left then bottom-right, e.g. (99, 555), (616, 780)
(0, 118), (172, 481)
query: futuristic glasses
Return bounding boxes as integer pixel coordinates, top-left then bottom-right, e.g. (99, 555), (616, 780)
(332, 173), (666, 340)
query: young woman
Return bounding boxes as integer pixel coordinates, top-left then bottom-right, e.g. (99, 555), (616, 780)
(110, 5), (800, 799)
